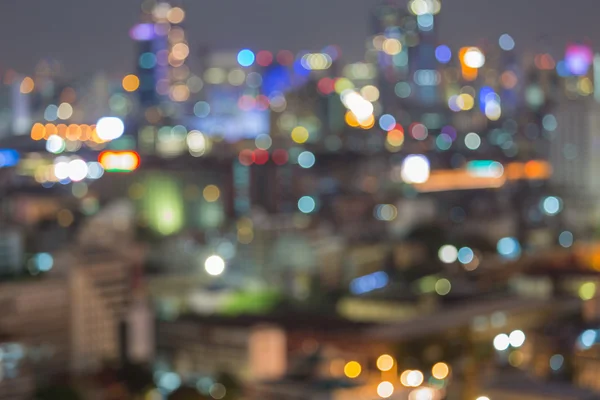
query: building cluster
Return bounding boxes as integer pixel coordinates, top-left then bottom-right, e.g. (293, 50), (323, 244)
(1, 0), (600, 399)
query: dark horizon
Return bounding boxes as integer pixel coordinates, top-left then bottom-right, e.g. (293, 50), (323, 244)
(0, 0), (599, 78)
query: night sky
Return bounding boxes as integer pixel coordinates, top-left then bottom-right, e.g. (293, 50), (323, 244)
(0, 0), (598, 77)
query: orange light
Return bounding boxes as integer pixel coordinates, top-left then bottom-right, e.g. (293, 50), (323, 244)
(30, 123), (46, 140)
(122, 74), (140, 92)
(524, 160), (552, 180)
(20, 77), (35, 94)
(56, 124), (68, 138)
(413, 170), (506, 193)
(66, 124), (82, 141)
(459, 47), (478, 81)
(98, 151), (140, 172)
(359, 114), (375, 129)
(345, 111), (359, 127)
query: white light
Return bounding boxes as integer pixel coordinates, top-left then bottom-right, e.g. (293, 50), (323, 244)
(377, 381), (394, 398)
(438, 245), (458, 264)
(187, 130), (207, 155)
(340, 90), (373, 122)
(205, 255), (225, 276)
(509, 330), (526, 348)
(476, 397), (490, 400)
(86, 162), (104, 179)
(401, 154), (430, 184)
(464, 47), (485, 68)
(493, 333), (510, 351)
(54, 161), (70, 180)
(68, 159), (88, 182)
(46, 135), (65, 154)
(406, 370), (424, 387)
(409, 388), (434, 400)
(96, 117), (125, 141)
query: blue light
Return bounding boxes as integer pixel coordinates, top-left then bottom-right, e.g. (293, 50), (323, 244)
(579, 329), (597, 349)
(44, 105), (58, 121)
(298, 196), (316, 213)
(298, 151), (315, 168)
(35, 253), (54, 272)
(542, 196), (562, 216)
(417, 14), (434, 31)
(237, 49), (255, 67)
(458, 247), (474, 264)
(350, 271), (389, 295)
(479, 86), (495, 112)
(497, 237), (521, 260)
(556, 60), (571, 77)
(499, 34), (515, 51)
(139, 52), (157, 69)
(435, 45), (452, 64)
(559, 231), (574, 248)
(0, 149), (20, 168)
(542, 114), (558, 131)
(550, 354), (564, 371)
(193, 101), (211, 118)
(379, 114), (396, 131)
(158, 372), (181, 392)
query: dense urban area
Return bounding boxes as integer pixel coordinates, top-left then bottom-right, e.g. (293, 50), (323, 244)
(1, 0), (600, 399)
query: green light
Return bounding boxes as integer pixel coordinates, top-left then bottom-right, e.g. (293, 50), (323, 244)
(142, 175), (184, 235)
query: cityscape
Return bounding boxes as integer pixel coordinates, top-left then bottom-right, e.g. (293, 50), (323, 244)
(1, 0), (600, 399)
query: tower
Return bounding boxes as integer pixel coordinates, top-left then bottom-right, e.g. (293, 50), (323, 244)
(130, 0), (191, 155)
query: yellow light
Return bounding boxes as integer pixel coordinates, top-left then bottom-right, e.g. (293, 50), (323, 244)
(360, 85), (380, 102)
(170, 84), (190, 102)
(20, 76), (35, 94)
(579, 282), (596, 300)
(382, 38), (402, 55)
(291, 126), (310, 143)
(172, 43), (190, 60)
(400, 370), (412, 386)
(334, 78), (354, 94)
(457, 93), (474, 110)
(377, 381), (394, 398)
(203, 185), (220, 202)
(578, 77), (594, 96)
(344, 361), (361, 378)
(508, 350), (524, 367)
(387, 129), (405, 148)
(122, 74), (140, 92)
(377, 355), (395, 372)
(167, 7), (185, 24)
(57, 209), (74, 227)
(99, 151), (140, 172)
(358, 114), (375, 129)
(345, 111), (359, 127)
(431, 362), (449, 379)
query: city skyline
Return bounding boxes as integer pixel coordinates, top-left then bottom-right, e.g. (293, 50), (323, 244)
(0, 0), (599, 77)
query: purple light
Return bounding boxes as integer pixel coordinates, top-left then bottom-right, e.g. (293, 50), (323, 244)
(129, 23), (155, 41)
(565, 44), (593, 76)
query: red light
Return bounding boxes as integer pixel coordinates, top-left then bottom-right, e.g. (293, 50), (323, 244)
(239, 149), (255, 166)
(272, 149), (289, 165)
(238, 95), (256, 111)
(254, 149), (269, 165)
(317, 78), (335, 95)
(255, 95), (270, 111)
(276, 50), (294, 66)
(256, 50), (273, 67)
(98, 151), (140, 172)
